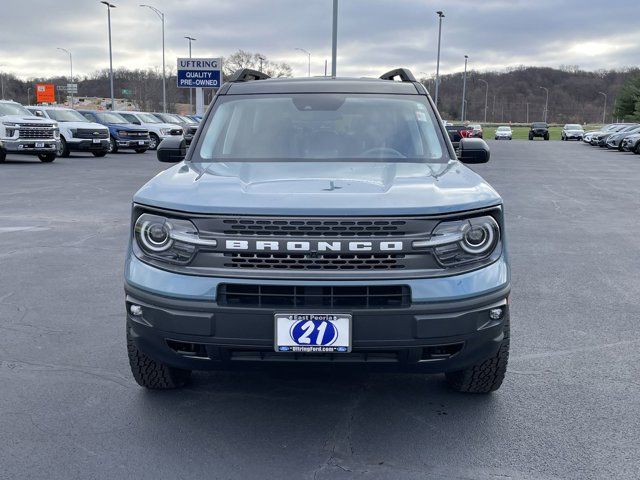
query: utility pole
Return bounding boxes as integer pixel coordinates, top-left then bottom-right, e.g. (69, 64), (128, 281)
(434, 11), (445, 107)
(324, 59), (327, 76)
(56, 48), (73, 108)
(478, 79), (488, 123)
(598, 91), (607, 125)
(539, 86), (549, 122)
(258, 55), (265, 72)
(331, 0), (338, 77)
(100, 2), (116, 110)
(185, 36), (196, 114)
(526, 102), (530, 124)
(460, 55), (468, 122)
(140, 4), (166, 112)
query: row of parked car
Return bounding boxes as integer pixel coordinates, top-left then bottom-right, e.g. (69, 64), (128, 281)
(582, 123), (640, 153)
(0, 99), (201, 163)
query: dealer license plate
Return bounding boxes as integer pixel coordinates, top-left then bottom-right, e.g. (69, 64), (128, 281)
(275, 313), (351, 353)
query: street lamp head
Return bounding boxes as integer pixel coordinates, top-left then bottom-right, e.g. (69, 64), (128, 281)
(464, 55), (468, 59)
(185, 36), (197, 41)
(436, 10), (444, 17)
(100, 1), (116, 7)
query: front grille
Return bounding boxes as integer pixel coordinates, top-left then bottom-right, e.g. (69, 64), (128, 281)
(217, 284), (411, 309)
(75, 128), (109, 139)
(216, 218), (416, 237)
(18, 127), (55, 139)
(224, 252), (406, 270)
(187, 126), (198, 135)
(121, 131), (149, 139)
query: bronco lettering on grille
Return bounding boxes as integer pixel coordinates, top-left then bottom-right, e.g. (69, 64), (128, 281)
(224, 239), (404, 253)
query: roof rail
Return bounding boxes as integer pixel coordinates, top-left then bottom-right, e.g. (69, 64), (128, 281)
(228, 68), (271, 83)
(379, 68), (417, 83)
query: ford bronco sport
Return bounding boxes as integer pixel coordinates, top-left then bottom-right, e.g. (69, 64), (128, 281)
(125, 68), (511, 393)
(529, 122), (549, 140)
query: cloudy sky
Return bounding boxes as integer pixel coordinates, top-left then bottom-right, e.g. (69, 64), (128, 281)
(0, 0), (637, 80)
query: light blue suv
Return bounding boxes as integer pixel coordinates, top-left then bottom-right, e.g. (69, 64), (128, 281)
(124, 68), (510, 393)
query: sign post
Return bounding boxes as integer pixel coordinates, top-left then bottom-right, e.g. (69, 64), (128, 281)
(177, 57), (221, 116)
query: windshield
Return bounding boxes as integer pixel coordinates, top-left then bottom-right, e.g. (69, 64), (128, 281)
(138, 113), (162, 123)
(497, 126), (510, 131)
(96, 112), (129, 124)
(180, 115), (198, 124)
(197, 94), (446, 163)
(0, 102), (32, 117)
(46, 109), (88, 122)
(564, 124), (582, 130)
(163, 114), (183, 123)
(532, 123), (547, 128)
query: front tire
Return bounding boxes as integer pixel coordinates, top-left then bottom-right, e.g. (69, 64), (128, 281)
(149, 133), (160, 150)
(57, 137), (70, 157)
(38, 153), (56, 163)
(445, 319), (509, 393)
(544, 134), (549, 141)
(108, 136), (118, 153)
(0, 150), (6, 163)
(127, 331), (191, 389)
(528, 134), (533, 140)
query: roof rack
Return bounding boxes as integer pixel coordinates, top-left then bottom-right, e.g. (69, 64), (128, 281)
(228, 68), (271, 83)
(379, 68), (417, 83)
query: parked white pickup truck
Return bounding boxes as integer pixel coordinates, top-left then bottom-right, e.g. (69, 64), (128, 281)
(27, 106), (110, 157)
(0, 100), (59, 163)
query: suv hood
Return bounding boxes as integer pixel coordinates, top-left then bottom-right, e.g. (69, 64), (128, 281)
(1, 115), (56, 125)
(146, 122), (181, 130)
(59, 121), (108, 130)
(134, 161), (502, 215)
(107, 123), (147, 131)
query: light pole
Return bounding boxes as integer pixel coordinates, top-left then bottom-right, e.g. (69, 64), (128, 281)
(27, 87), (32, 105)
(525, 102), (530, 124)
(140, 4), (166, 112)
(598, 91), (607, 125)
(295, 48), (311, 77)
(460, 55), (468, 122)
(57, 47), (73, 108)
(100, 1), (116, 110)
(0, 63), (6, 99)
(434, 11), (445, 107)
(331, 0), (338, 77)
(539, 86), (549, 122)
(185, 36), (196, 114)
(258, 55), (266, 72)
(478, 78), (488, 123)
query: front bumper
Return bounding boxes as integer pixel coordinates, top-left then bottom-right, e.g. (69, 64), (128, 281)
(3, 139), (58, 153)
(68, 139), (110, 151)
(125, 254), (510, 372)
(116, 139), (151, 149)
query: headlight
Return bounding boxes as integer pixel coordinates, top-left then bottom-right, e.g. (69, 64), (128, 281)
(117, 130), (128, 136)
(54, 128), (60, 139)
(160, 128), (171, 135)
(134, 213), (217, 265)
(3, 122), (17, 127)
(69, 128), (77, 137)
(413, 215), (500, 267)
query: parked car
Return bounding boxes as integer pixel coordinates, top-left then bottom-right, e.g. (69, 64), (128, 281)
(27, 106), (110, 157)
(590, 124), (634, 146)
(561, 124), (584, 141)
(621, 132), (640, 153)
(125, 67), (510, 394)
(445, 124), (473, 149)
(605, 125), (640, 150)
(494, 126), (512, 140)
(78, 110), (150, 154)
(529, 122), (549, 140)
(113, 111), (183, 150)
(186, 115), (202, 123)
(0, 100), (59, 163)
(151, 112), (197, 146)
(469, 124), (483, 138)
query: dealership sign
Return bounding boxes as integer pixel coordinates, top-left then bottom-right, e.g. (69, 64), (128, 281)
(36, 83), (55, 103)
(177, 58), (222, 88)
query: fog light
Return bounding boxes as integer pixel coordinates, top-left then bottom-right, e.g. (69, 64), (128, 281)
(130, 304), (143, 316)
(489, 308), (503, 320)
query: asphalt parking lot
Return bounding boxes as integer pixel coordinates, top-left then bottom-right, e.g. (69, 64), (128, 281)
(1, 141), (639, 480)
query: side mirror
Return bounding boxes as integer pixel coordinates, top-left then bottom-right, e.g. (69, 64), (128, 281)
(157, 136), (186, 163)
(458, 137), (490, 164)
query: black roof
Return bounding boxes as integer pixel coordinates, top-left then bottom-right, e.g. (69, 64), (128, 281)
(226, 77), (423, 95)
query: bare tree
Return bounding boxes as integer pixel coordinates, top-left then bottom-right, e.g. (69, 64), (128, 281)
(222, 50), (292, 79)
